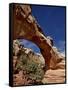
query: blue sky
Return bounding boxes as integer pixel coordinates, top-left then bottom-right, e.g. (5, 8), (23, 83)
(19, 5), (66, 54)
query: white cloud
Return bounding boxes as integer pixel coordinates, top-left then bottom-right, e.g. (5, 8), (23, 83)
(57, 40), (65, 56)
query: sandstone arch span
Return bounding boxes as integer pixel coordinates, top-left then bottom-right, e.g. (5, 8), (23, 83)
(12, 4), (63, 70)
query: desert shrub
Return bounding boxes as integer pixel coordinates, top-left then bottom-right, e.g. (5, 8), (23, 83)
(26, 61), (38, 73)
(29, 65), (43, 81)
(16, 53), (44, 81)
(21, 55), (44, 81)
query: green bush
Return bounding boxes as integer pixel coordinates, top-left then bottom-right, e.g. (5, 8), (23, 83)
(21, 56), (44, 81)
(26, 61), (38, 73)
(16, 53), (44, 81)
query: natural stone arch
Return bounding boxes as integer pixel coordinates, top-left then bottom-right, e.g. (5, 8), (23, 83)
(12, 4), (62, 70)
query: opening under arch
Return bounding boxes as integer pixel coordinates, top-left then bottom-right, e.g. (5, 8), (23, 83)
(19, 39), (41, 53)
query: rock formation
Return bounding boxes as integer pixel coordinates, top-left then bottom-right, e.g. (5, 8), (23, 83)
(12, 4), (66, 72)
(13, 4), (61, 70)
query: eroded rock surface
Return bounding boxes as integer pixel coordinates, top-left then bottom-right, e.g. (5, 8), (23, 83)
(42, 69), (65, 84)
